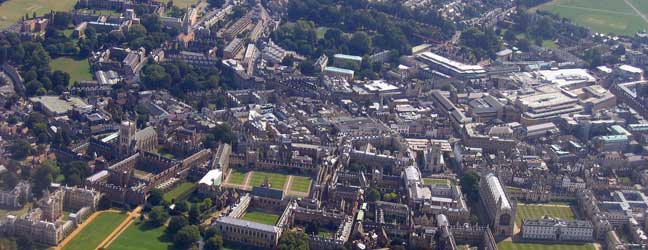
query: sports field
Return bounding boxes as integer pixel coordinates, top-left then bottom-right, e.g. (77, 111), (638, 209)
(289, 176), (311, 193)
(0, 0), (77, 28)
(536, 0), (648, 35)
(497, 241), (595, 250)
(163, 182), (196, 203)
(515, 204), (576, 225)
(107, 220), (172, 250)
(249, 171), (288, 188)
(62, 212), (127, 250)
(242, 210), (280, 225)
(172, 0), (201, 8)
(50, 57), (93, 86)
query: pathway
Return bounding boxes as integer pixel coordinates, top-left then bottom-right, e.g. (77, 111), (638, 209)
(95, 206), (143, 250)
(624, 0), (648, 24)
(54, 209), (122, 250)
(283, 176), (293, 194)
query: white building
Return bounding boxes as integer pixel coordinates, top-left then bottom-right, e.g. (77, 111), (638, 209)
(522, 218), (594, 242)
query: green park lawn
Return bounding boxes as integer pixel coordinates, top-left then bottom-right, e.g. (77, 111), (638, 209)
(497, 241), (595, 250)
(0, 0), (77, 28)
(227, 169), (248, 185)
(536, 0), (648, 35)
(422, 178), (450, 185)
(249, 171), (287, 188)
(515, 204), (576, 225)
(289, 176), (311, 193)
(62, 212), (127, 250)
(50, 57), (93, 86)
(242, 210), (280, 225)
(172, 0), (201, 8)
(107, 220), (172, 250)
(163, 182), (196, 203)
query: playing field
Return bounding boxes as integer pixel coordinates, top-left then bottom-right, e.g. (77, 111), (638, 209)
(163, 182), (196, 203)
(107, 220), (172, 250)
(497, 241), (595, 250)
(62, 212), (127, 250)
(50, 57), (93, 86)
(249, 171), (288, 188)
(242, 210), (280, 225)
(515, 204), (576, 225)
(227, 170), (248, 185)
(172, 0), (201, 8)
(0, 0), (77, 28)
(289, 176), (312, 193)
(536, 0), (648, 35)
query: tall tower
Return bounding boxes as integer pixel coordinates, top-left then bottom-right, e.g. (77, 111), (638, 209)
(119, 120), (136, 156)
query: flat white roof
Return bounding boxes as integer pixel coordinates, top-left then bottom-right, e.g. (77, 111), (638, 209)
(417, 52), (485, 74)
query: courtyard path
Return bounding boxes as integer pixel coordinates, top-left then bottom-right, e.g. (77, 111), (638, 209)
(94, 206), (142, 250)
(54, 209), (122, 250)
(284, 176), (293, 194)
(242, 171), (253, 189)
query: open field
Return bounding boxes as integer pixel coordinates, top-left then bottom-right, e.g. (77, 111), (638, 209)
(242, 210), (279, 225)
(62, 212), (127, 250)
(497, 241), (595, 250)
(107, 220), (172, 250)
(172, 0), (201, 8)
(50, 57), (93, 86)
(249, 171), (288, 188)
(0, 0), (77, 28)
(536, 0), (648, 35)
(289, 176), (312, 193)
(515, 204), (576, 225)
(163, 182), (196, 203)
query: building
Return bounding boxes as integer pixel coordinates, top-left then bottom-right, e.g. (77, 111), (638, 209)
(324, 67), (354, 80)
(522, 218), (594, 242)
(224, 38), (244, 59)
(479, 173), (516, 237)
(197, 169), (222, 194)
(416, 52), (486, 79)
(333, 54), (362, 69)
(0, 181), (31, 209)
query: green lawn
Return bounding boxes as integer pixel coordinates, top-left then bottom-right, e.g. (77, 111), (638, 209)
(316, 27), (329, 39)
(537, 0), (648, 35)
(107, 220), (172, 250)
(422, 178), (450, 185)
(249, 171), (287, 188)
(163, 182), (196, 203)
(317, 231), (332, 238)
(497, 241), (595, 250)
(0, 202), (32, 218)
(516, 204), (576, 225)
(62, 212), (127, 250)
(50, 57), (93, 86)
(171, 0), (201, 8)
(289, 176), (311, 193)
(227, 169), (248, 185)
(0, 0), (77, 28)
(242, 210), (279, 225)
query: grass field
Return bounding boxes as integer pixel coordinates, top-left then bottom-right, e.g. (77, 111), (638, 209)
(249, 171), (287, 188)
(50, 57), (93, 86)
(62, 212), (127, 250)
(422, 178), (450, 185)
(497, 241), (595, 250)
(107, 220), (172, 250)
(0, 0), (77, 28)
(242, 210), (279, 225)
(163, 182), (196, 203)
(227, 170), (248, 185)
(516, 204), (576, 225)
(171, 0), (201, 8)
(289, 176), (311, 193)
(536, 0), (648, 35)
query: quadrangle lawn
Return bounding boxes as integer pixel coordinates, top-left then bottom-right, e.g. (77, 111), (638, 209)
(227, 169), (248, 185)
(62, 212), (127, 250)
(163, 182), (196, 203)
(172, 0), (201, 8)
(0, 0), (77, 28)
(422, 178), (450, 185)
(289, 176), (312, 193)
(107, 219), (172, 250)
(516, 204), (576, 225)
(242, 210), (280, 225)
(497, 241), (595, 250)
(249, 171), (287, 188)
(50, 57), (93, 86)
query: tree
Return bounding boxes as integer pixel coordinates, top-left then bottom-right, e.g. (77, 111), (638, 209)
(277, 231), (309, 250)
(305, 221), (319, 235)
(188, 204), (200, 224)
(349, 31), (372, 55)
(204, 235), (224, 250)
(174, 225), (201, 249)
(149, 206), (169, 226)
(299, 59), (316, 75)
(167, 216), (189, 235)
(148, 189), (164, 206)
(281, 55), (295, 66)
(460, 170), (480, 202)
(2, 172), (19, 191)
(32, 161), (59, 197)
(175, 200), (189, 213)
(367, 187), (381, 202)
(98, 195), (111, 210)
(383, 192), (398, 202)
(9, 139), (32, 160)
